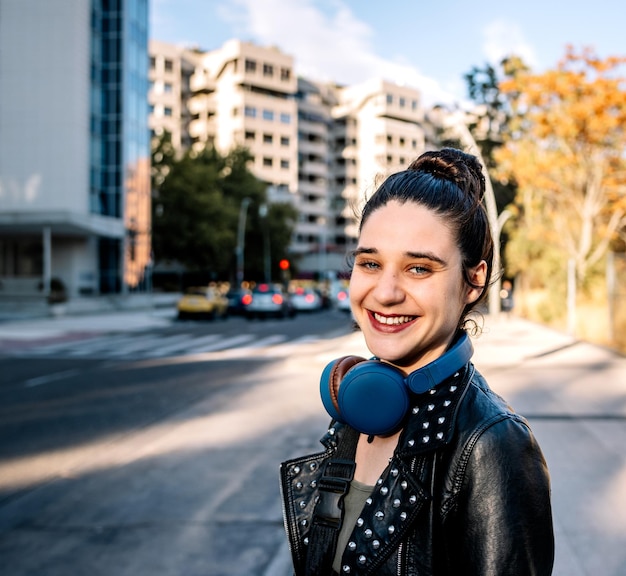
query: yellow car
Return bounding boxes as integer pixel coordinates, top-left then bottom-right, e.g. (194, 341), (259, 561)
(177, 286), (229, 320)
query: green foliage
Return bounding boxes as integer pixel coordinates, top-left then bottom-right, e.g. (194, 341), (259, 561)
(151, 137), (296, 282)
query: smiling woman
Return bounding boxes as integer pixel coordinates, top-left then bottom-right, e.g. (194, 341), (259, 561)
(280, 148), (554, 576)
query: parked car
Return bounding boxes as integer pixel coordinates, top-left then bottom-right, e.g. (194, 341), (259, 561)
(177, 286), (228, 320)
(244, 283), (296, 319)
(290, 287), (323, 313)
(226, 288), (251, 316)
(335, 287), (351, 313)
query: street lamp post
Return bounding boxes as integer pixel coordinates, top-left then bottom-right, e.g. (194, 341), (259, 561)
(259, 203), (271, 283)
(236, 197), (251, 287)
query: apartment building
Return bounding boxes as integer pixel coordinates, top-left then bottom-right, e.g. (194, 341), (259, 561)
(148, 40), (426, 277)
(0, 0), (151, 302)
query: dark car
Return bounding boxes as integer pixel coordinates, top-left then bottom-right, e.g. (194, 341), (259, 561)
(244, 283), (296, 319)
(226, 288), (251, 315)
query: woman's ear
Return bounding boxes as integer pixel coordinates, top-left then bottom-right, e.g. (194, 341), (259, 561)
(465, 260), (488, 304)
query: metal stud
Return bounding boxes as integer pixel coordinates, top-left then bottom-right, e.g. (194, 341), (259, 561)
(390, 468), (399, 477)
(310, 480), (317, 488)
(348, 541), (357, 551)
(450, 385), (457, 392)
(427, 403), (435, 411)
(443, 400), (451, 407)
(304, 537), (309, 545)
(357, 517), (364, 527)
(342, 565), (350, 573)
(422, 421), (430, 429)
(364, 528), (373, 539)
(408, 439), (415, 447)
(358, 555), (367, 565)
(292, 466), (301, 475)
(301, 519), (308, 527)
(329, 427), (336, 435)
(375, 510), (384, 520)
(422, 435), (430, 443)
(412, 406), (420, 414)
(438, 416), (445, 424)
(400, 511), (407, 521)
(296, 481), (303, 489)
(388, 525), (396, 535)
(377, 478), (383, 485)
(429, 388), (437, 395)
(299, 500), (306, 509)
(309, 462), (317, 471)
(380, 486), (389, 496)
(372, 540), (381, 550)
(393, 498), (401, 508)
(409, 495), (417, 504)
(401, 480), (408, 490)
(365, 497), (373, 506)
(436, 432), (444, 440)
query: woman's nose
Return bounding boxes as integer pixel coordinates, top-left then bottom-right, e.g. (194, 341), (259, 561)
(373, 270), (405, 304)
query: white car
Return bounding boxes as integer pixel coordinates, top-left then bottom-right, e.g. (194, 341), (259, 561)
(291, 287), (322, 312)
(335, 288), (351, 313)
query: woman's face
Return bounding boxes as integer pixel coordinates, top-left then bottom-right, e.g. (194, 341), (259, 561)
(349, 200), (486, 373)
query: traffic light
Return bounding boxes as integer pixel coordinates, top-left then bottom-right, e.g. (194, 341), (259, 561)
(279, 259), (290, 271)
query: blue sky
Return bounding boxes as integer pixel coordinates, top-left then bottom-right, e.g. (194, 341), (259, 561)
(150, 0), (626, 106)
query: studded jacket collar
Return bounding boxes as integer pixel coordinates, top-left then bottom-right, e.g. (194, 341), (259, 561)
(280, 364), (554, 576)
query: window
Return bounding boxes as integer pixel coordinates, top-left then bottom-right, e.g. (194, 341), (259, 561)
(280, 113), (291, 124)
(163, 107), (172, 117)
(386, 94), (393, 104)
(399, 97), (406, 108)
(280, 67), (291, 81)
(263, 63), (274, 77)
(280, 136), (290, 146)
(412, 100), (417, 110)
(245, 131), (255, 141)
(149, 56), (156, 68)
(245, 59), (257, 72)
(399, 137), (405, 147)
(280, 159), (289, 169)
(263, 157), (273, 167)
(163, 82), (173, 93)
(263, 133), (273, 144)
(164, 59), (173, 72)
(263, 109), (274, 121)
(245, 106), (256, 118)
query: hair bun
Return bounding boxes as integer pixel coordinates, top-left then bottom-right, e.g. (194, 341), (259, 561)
(408, 148), (485, 201)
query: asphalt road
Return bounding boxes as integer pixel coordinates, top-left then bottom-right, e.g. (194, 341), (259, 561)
(0, 309), (355, 576)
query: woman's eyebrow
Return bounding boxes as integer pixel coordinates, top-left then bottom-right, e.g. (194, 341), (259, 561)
(405, 251), (447, 265)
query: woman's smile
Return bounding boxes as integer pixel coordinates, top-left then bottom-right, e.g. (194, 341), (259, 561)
(370, 311), (417, 328)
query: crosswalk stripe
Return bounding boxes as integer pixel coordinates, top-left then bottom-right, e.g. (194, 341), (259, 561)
(185, 333), (255, 353)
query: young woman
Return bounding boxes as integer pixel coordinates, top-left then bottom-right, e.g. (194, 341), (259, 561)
(280, 148), (554, 575)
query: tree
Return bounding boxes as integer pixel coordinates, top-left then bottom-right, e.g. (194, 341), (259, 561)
(151, 142), (296, 282)
(496, 47), (626, 294)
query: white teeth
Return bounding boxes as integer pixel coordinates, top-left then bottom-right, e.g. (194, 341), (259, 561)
(373, 312), (414, 325)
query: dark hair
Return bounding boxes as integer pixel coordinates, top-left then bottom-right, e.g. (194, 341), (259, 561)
(358, 148), (494, 326)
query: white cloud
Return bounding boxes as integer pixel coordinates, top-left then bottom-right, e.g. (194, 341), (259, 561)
(217, 0), (460, 106)
(482, 19), (537, 68)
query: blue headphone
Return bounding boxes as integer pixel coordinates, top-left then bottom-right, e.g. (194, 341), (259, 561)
(320, 332), (473, 436)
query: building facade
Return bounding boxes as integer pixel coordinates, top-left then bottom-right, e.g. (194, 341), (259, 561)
(148, 39), (427, 278)
(0, 0), (151, 302)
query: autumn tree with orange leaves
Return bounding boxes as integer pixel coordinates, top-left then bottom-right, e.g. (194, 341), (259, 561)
(496, 47), (626, 316)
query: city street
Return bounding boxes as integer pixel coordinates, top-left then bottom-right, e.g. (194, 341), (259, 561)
(0, 310), (625, 575)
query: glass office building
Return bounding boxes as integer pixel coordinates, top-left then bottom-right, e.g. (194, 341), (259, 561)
(0, 0), (151, 301)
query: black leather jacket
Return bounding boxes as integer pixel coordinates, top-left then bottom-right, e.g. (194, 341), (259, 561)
(280, 364), (554, 575)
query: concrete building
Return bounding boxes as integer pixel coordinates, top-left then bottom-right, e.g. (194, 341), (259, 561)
(148, 40), (426, 278)
(0, 0), (151, 305)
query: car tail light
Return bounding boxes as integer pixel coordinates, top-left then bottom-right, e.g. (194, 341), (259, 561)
(242, 294), (252, 305)
(305, 294), (314, 303)
(272, 294), (283, 305)
(337, 290), (347, 301)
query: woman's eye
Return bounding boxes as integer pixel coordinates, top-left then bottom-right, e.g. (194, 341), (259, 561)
(409, 265), (431, 275)
(356, 259), (379, 270)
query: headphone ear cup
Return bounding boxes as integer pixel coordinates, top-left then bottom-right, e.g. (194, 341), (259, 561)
(320, 356), (367, 423)
(338, 361), (410, 436)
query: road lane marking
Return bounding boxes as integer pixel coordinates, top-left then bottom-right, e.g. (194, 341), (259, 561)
(24, 369), (81, 387)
